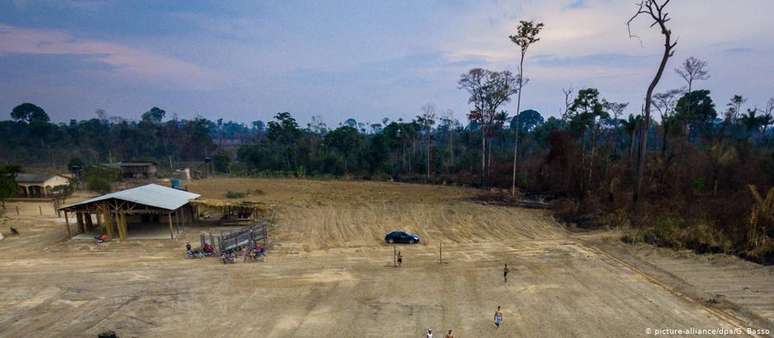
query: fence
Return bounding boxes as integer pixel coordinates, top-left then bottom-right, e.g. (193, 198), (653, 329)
(200, 222), (268, 253)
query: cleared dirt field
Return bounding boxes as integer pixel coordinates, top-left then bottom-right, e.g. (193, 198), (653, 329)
(0, 178), (771, 337)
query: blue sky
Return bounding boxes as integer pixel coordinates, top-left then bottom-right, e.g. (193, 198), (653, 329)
(1, 0), (772, 126)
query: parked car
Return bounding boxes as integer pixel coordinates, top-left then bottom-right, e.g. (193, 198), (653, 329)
(384, 231), (420, 244)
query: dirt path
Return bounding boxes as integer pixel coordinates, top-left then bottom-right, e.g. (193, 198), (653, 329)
(0, 178), (771, 337)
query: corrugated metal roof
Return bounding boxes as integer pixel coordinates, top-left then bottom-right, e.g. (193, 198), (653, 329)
(62, 184), (200, 211)
(15, 173), (56, 183)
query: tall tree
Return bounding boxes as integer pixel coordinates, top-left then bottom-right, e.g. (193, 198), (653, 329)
(458, 68), (518, 186)
(674, 89), (717, 137)
(141, 107), (166, 124)
(439, 109), (460, 172)
(726, 95), (746, 122)
(675, 57), (709, 93)
(621, 114), (643, 164)
(325, 125), (362, 173)
(417, 104), (436, 180)
(653, 88), (683, 154)
(627, 0), (677, 204)
(11, 103), (49, 124)
(561, 88), (574, 120)
(567, 89), (608, 187)
(508, 20), (544, 196)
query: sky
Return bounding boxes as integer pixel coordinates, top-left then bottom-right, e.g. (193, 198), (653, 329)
(1, 0), (772, 126)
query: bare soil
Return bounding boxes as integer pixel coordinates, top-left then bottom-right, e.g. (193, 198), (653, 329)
(0, 178), (771, 337)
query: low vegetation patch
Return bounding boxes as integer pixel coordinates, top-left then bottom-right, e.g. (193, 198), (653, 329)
(224, 191), (247, 199)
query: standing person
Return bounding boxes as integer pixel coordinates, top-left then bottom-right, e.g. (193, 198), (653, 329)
(445, 329), (454, 338)
(494, 305), (503, 328)
(425, 328), (433, 338)
(397, 251), (403, 266)
(503, 264), (510, 283)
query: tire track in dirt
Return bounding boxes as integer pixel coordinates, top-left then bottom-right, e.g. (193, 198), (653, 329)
(581, 243), (768, 337)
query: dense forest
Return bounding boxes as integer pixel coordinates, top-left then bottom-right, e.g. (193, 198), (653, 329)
(1, 2), (772, 264)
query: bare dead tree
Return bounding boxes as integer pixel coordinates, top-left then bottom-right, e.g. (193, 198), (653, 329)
(627, 0), (677, 205)
(562, 87), (574, 120)
(764, 98), (774, 134)
(675, 57), (709, 93)
(509, 20), (544, 197)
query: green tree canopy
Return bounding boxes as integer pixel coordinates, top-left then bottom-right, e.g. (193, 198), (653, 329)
(674, 89), (717, 131)
(511, 109), (544, 133)
(0, 165), (21, 207)
(11, 103), (49, 124)
(141, 107), (166, 124)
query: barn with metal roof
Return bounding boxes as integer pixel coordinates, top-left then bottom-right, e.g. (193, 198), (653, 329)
(59, 184), (200, 240)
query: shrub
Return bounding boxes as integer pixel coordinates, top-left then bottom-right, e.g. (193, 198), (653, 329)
(225, 191), (246, 199)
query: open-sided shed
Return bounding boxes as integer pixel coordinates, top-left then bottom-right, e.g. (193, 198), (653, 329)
(59, 184), (200, 240)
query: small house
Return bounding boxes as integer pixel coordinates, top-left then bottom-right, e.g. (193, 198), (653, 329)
(15, 173), (71, 198)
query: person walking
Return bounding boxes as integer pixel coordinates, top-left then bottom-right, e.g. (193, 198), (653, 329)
(503, 264), (510, 283)
(397, 251), (403, 266)
(494, 305), (503, 328)
(425, 328), (433, 338)
(444, 329), (454, 338)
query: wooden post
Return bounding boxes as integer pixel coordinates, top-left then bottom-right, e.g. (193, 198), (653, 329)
(102, 206), (113, 239)
(76, 212), (85, 233)
(64, 211), (71, 239)
(122, 213), (126, 240)
(168, 213), (174, 240)
(393, 245), (397, 267)
(115, 212), (122, 241)
(118, 212), (127, 241)
(175, 210), (181, 234)
(84, 213), (93, 232)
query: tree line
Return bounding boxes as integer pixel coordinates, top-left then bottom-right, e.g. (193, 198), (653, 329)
(1, 0), (772, 263)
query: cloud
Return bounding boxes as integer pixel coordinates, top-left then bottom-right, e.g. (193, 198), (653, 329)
(723, 47), (753, 54)
(0, 24), (221, 89)
(440, 0), (774, 66)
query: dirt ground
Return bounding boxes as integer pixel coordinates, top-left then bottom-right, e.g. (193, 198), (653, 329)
(0, 178), (772, 337)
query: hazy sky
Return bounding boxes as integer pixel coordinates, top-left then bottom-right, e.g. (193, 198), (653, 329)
(1, 0), (772, 126)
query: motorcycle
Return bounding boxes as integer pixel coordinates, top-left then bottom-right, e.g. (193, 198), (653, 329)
(186, 249), (205, 259)
(221, 251), (236, 264)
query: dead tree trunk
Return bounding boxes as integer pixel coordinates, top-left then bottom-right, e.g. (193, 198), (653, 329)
(628, 0), (677, 205)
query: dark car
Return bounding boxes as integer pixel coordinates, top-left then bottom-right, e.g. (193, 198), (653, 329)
(384, 231), (420, 244)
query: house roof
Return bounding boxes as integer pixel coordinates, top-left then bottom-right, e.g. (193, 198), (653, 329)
(15, 173), (65, 184)
(118, 161), (158, 167)
(101, 161), (158, 168)
(62, 184), (200, 211)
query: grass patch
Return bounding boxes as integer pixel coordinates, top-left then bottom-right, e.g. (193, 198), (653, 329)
(224, 191), (247, 199)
